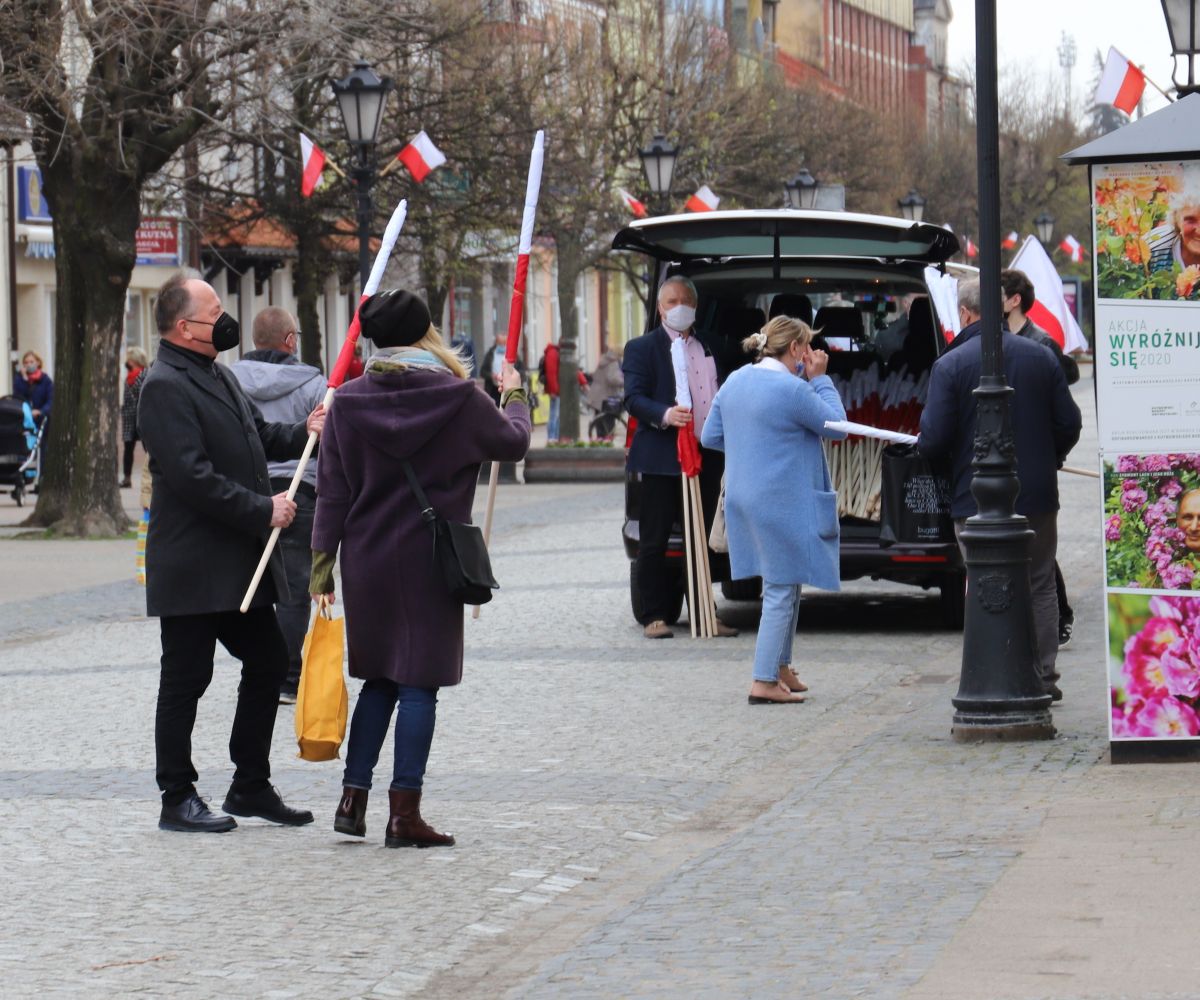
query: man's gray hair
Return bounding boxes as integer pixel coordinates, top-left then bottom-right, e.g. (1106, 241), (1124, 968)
(155, 273), (192, 334)
(252, 307), (297, 349)
(657, 275), (698, 306)
(957, 277), (982, 318)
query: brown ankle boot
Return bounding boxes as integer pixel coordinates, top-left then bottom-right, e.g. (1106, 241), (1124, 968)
(334, 786), (368, 838)
(385, 788), (455, 848)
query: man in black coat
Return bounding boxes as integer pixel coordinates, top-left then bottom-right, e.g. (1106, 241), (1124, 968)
(139, 274), (325, 833)
(623, 275), (735, 640)
(918, 277), (1082, 700)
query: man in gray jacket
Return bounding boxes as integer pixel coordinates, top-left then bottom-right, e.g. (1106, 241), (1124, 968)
(232, 308), (326, 703)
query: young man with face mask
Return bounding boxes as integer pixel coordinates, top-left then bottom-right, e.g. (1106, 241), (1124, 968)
(137, 273), (326, 833)
(623, 275), (738, 639)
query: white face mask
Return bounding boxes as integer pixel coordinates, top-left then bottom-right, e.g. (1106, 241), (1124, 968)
(664, 303), (696, 331)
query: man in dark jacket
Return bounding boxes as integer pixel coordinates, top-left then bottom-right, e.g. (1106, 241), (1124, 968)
(231, 307), (326, 704)
(623, 275), (735, 639)
(1000, 269), (1080, 385)
(139, 274), (325, 833)
(918, 277), (1082, 700)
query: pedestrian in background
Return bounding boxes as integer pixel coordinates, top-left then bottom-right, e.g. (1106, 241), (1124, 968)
(14, 350), (52, 425)
(231, 307), (326, 705)
(541, 338), (561, 442)
(450, 329), (478, 378)
(919, 277), (1082, 700)
(120, 347), (148, 488)
(701, 315), (846, 704)
(139, 273), (324, 833)
(587, 340), (625, 439)
(310, 289), (530, 848)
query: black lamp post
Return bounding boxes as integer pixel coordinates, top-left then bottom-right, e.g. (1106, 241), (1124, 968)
(332, 60), (394, 294)
(1035, 211), (1055, 246)
(783, 168), (819, 210)
(897, 188), (926, 223)
(638, 133), (679, 214)
(1162, 0), (1200, 96)
(951, 0), (1055, 741)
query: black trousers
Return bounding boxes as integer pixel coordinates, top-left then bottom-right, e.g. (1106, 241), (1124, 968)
(155, 606), (288, 805)
(271, 478), (316, 689)
(636, 450), (724, 625)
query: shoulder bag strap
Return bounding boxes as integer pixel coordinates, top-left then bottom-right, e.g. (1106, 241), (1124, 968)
(400, 460), (438, 532)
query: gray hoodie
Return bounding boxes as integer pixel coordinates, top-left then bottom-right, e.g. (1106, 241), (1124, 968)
(231, 351), (325, 487)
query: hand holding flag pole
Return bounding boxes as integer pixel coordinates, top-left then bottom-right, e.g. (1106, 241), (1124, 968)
(239, 198), (408, 613)
(474, 130), (545, 620)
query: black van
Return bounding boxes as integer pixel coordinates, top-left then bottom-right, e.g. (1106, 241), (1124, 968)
(612, 208), (966, 628)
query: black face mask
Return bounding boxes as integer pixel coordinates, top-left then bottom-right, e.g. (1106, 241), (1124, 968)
(189, 312), (240, 352)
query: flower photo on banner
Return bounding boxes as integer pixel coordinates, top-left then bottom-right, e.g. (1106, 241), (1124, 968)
(1093, 164), (1200, 301)
(1103, 454), (1200, 590)
(1109, 593), (1200, 739)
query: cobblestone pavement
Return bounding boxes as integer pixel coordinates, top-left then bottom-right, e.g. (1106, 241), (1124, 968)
(6, 372), (1199, 999)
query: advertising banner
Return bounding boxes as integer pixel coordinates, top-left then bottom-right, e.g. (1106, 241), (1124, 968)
(135, 219), (181, 266)
(1094, 160), (1200, 741)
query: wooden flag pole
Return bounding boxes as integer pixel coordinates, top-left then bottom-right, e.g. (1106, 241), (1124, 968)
(681, 475), (698, 638)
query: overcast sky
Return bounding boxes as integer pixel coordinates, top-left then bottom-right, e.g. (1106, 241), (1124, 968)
(946, 0), (1179, 115)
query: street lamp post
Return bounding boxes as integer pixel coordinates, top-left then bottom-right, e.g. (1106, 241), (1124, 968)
(783, 168), (819, 210)
(897, 189), (927, 223)
(638, 133), (679, 214)
(1035, 211), (1055, 246)
(951, 0), (1054, 741)
(332, 60), (394, 295)
(1162, 0), (1200, 96)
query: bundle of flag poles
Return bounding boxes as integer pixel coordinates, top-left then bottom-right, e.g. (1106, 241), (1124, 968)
(239, 198), (409, 613)
(474, 130), (545, 620)
(821, 367), (929, 521)
(671, 338), (719, 639)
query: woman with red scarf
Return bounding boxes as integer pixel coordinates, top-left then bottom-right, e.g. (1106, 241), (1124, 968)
(13, 351), (53, 425)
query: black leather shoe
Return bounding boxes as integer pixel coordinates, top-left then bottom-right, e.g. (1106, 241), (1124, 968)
(159, 793), (237, 833)
(223, 784), (314, 826)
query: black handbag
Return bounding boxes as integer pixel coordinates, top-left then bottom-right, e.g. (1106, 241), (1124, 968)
(401, 461), (499, 605)
(878, 443), (954, 547)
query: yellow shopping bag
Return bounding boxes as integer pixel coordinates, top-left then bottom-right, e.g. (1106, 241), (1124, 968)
(295, 598), (348, 761)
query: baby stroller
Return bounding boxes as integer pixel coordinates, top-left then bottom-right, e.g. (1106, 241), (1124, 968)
(0, 395), (43, 506)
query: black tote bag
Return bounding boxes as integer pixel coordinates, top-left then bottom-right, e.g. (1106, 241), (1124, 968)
(878, 444), (954, 547)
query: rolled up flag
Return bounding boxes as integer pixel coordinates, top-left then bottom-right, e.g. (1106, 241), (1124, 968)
(670, 337), (702, 476)
(397, 130), (447, 183)
(505, 130), (545, 365)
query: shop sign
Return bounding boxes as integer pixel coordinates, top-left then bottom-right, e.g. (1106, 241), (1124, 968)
(1093, 159), (1200, 742)
(17, 166), (52, 223)
(135, 219), (180, 266)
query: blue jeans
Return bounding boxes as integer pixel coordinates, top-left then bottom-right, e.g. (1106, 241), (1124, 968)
(547, 395), (560, 441)
(343, 680), (438, 791)
(753, 582), (802, 682)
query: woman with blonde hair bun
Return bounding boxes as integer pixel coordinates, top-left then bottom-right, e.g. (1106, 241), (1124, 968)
(700, 313), (847, 704)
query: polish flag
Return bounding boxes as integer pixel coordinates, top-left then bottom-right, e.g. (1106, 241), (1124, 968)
(617, 187), (648, 218)
(1059, 234), (1084, 263)
(1002, 231), (1019, 250)
(299, 134), (326, 198)
(685, 185), (719, 213)
(1095, 47), (1146, 115)
(1009, 235), (1089, 354)
(964, 237), (978, 259)
(396, 130), (447, 183)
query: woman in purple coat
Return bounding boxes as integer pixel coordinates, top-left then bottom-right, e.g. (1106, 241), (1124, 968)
(310, 290), (530, 848)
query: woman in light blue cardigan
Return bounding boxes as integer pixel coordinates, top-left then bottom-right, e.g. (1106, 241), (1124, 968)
(701, 315), (847, 704)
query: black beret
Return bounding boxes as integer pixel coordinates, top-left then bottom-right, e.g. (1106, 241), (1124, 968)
(360, 289), (432, 348)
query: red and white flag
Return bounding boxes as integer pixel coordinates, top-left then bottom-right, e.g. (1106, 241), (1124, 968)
(505, 130), (544, 366)
(1095, 47), (1146, 115)
(299, 133), (326, 198)
(964, 237), (978, 259)
(1009, 235), (1089, 354)
(1002, 231), (1019, 250)
(617, 187), (648, 218)
(1059, 234), (1085, 263)
(685, 185), (719, 213)
(396, 130), (447, 183)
